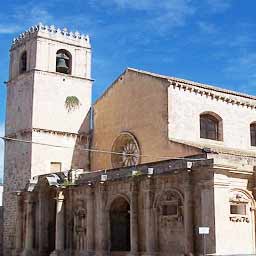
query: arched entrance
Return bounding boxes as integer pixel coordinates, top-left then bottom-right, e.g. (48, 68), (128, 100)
(110, 197), (131, 252)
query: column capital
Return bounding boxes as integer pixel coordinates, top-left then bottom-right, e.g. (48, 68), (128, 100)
(13, 190), (23, 196)
(183, 173), (193, 191)
(143, 177), (155, 191)
(87, 185), (94, 195)
(98, 182), (107, 193)
(130, 180), (138, 193)
(24, 192), (35, 204)
(56, 190), (65, 201)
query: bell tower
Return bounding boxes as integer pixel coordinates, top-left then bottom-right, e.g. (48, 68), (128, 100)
(3, 23), (92, 255)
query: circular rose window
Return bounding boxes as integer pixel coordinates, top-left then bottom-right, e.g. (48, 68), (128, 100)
(111, 132), (140, 168)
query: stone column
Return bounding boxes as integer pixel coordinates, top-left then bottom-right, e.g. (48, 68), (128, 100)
(97, 183), (108, 256)
(184, 173), (194, 255)
(15, 192), (23, 255)
(144, 179), (155, 255)
(50, 190), (65, 256)
(21, 192), (34, 256)
(38, 190), (48, 254)
(130, 181), (139, 255)
(87, 186), (95, 255)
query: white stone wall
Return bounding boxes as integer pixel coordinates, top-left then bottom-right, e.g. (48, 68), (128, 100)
(214, 173), (255, 254)
(31, 132), (86, 176)
(168, 85), (256, 152)
(35, 37), (91, 79)
(9, 38), (37, 80)
(0, 185), (3, 206)
(32, 71), (92, 133)
(5, 73), (34, 134)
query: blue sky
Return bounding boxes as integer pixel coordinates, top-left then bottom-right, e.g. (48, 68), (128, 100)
(0, 0), (256, 179)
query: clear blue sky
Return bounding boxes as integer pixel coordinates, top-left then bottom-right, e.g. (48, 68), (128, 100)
(0, 0), (256, 178)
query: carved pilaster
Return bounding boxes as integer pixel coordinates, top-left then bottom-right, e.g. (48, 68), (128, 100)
(130, 181), (139, 255)
(14, 192), (23, 255)
(38, 189), (48, 254)
(50, 190), (65, 256)
(97, 183), (108, 256)
(184, 172), (194, 255)
(21, 192), (35, 256)
(144, 178), (156, 255)
(87, 186), (95, 254)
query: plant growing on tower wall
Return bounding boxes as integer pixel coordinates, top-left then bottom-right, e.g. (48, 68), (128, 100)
(65, 96), (81, 112)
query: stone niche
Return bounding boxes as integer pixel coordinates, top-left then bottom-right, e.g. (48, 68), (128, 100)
(156, 190), (184, 254)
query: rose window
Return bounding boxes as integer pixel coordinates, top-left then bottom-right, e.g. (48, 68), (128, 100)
(111, 132), (140, 168)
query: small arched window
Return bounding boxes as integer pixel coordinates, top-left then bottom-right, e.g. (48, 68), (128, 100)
(56, 49), (72, 74)
(19, 51), (27, 74)
(250, 122), (256, 146)
(200, 113), (222, 141)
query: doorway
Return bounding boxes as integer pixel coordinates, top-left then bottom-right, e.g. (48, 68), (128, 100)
(110, 197), (131, 251)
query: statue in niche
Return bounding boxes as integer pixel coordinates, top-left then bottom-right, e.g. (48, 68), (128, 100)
(74, 200), (87, 251)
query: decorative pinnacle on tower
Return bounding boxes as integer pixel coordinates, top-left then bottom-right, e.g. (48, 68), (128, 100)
(11, 23), (90, 49)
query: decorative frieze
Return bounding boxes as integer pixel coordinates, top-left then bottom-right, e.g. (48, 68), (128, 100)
(171, 81), (256, 109)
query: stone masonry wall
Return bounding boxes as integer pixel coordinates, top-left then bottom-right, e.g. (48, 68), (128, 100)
(168, 83), (256, 152)
(91, 69), (201, 171)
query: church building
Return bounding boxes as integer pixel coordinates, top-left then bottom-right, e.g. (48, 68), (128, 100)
(2, 24), (256, 256)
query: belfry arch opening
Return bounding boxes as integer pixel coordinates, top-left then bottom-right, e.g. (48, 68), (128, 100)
(110, 197), (131, 252)
(56, 49), (72, 74)
(19, 51), (27, 74)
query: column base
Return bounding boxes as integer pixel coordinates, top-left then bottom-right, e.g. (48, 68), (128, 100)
(140, 253), (157, 256)
(13, 248), (22, 256)
(86, 251), (96, 256)
(21, 249), (36, 256)
(95, 250), (109, 256)
(12, 249), (22, 256)
(74, 250), (89, 256)
(128, 252), (139, 256)
(50, 250), (65, 256)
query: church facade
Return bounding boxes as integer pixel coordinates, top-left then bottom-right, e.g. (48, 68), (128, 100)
(3, 24), (256, 256)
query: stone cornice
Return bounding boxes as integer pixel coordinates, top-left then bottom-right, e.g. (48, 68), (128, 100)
(170, 80), (256, 109)
(213, 164), (254, 175)
(6, 69), (94, 84)
(6, 128), (90, 142)
(33, 69), (94, 82)
(170, 137), (256, 158)
(126, 68), (256, 104)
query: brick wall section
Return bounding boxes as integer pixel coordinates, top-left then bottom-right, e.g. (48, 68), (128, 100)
(3, 134), (32, 255)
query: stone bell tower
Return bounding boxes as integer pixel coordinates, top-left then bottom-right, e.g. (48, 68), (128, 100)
(3, 23), (92, 255)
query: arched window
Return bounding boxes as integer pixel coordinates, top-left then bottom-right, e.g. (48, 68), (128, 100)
(19, 51), (27, 74)
(56, 49), (72, 74)
(200, 113), (222, 141)
(250, 122), (256, 146)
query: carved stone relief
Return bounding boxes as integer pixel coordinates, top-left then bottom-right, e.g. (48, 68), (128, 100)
(73, 201), (87, 251)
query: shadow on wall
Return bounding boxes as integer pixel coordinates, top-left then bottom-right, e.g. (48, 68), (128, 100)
(70, 108), (92, 171)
